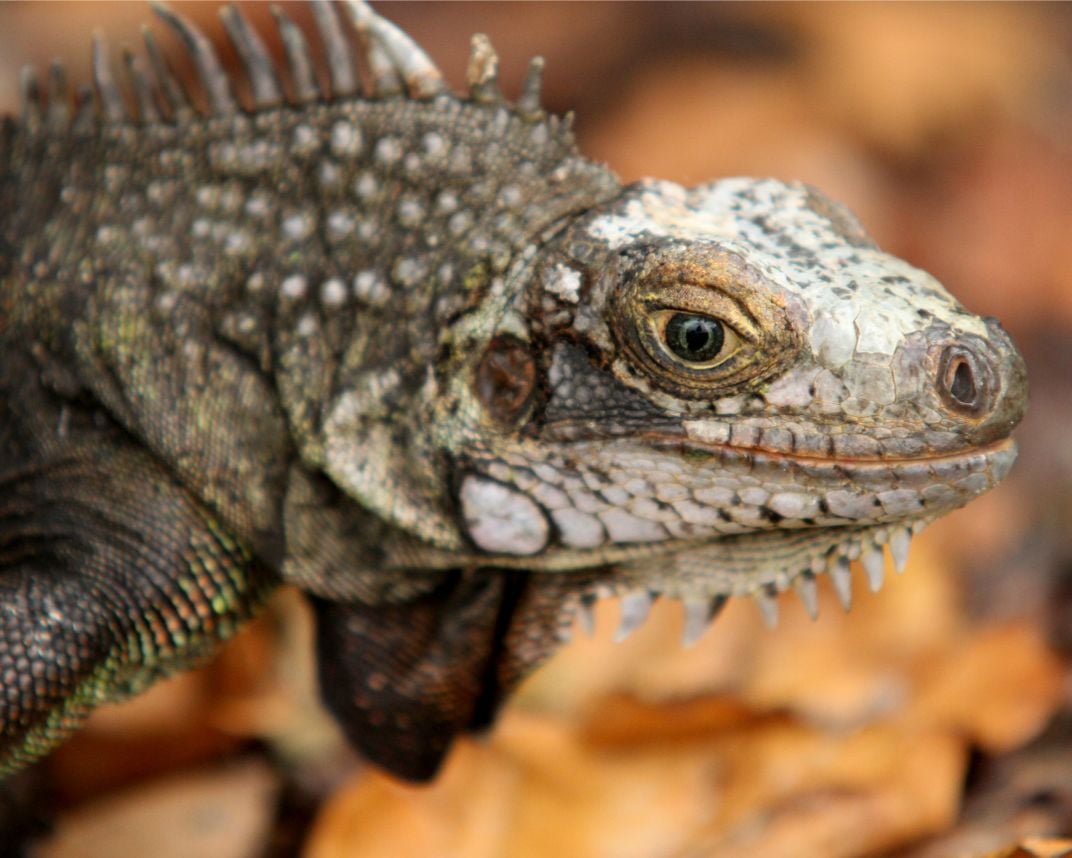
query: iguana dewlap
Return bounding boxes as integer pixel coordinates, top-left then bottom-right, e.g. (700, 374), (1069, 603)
(0, 2), (1027, 780)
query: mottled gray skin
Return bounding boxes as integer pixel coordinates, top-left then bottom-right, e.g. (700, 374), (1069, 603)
(0, 2), (1026, 781)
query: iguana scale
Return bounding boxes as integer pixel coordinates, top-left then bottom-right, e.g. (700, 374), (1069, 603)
(0, 2), (1028, 780)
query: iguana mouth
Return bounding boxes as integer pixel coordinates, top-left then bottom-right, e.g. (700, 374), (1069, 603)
(649, 433), (1018, 471)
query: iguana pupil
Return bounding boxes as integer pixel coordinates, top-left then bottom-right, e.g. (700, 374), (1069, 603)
(666, 313), (725, 363)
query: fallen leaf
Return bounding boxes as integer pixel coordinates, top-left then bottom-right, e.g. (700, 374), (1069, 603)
(36, 758), (279, 858)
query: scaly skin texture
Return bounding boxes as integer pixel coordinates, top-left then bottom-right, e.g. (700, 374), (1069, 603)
(0, 2), (1028, 780)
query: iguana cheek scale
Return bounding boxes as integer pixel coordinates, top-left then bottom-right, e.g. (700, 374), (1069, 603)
(0, 1), (1028, 781)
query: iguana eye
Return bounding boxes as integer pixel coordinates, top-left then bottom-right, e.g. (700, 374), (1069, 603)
(605, 244), (803, 399)
(655, 310), (741, 369)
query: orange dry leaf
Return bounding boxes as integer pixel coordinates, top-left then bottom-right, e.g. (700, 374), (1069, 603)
(908, 624), (1064, 753)
(37, 758), (279, 858)
(984, 839), (1072, 858)
(307, 709), (967, 858)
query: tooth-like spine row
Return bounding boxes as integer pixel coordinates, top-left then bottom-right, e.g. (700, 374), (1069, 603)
(613, 589), (655, 643)
(889, 528), (911, 573)
(567, 526), (918, 647)
(17, 0), (549, 130)
(314, 0), (359, 97)
(682, 596), (727, 648)
(271, 5), (320, 104)
(142, 24), (191, 119)
(577, 593), (597, 638)
(862, 545), (885, 592)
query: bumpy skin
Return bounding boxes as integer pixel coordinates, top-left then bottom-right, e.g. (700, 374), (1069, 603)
(0, 2), (1027, 780)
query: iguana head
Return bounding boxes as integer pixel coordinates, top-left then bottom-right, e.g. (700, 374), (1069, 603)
(451, 177), (1026, 614)
(322, 172), (1023, 782)
(301, 6), (1027, 781)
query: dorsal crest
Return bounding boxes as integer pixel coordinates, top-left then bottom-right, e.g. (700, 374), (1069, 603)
(16, 1), (548, 132)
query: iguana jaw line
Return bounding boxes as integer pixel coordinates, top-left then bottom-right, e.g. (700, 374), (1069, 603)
(401, 436), (1014, 573)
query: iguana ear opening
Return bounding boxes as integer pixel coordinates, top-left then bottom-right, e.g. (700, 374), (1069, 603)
(473, 335), (537, 426)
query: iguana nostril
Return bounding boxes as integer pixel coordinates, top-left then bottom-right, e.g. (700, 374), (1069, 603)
(949, 358), (976, 406)
(938, 344), (988, 415)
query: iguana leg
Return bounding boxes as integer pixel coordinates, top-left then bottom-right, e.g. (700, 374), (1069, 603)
(0, 369), (275, 773)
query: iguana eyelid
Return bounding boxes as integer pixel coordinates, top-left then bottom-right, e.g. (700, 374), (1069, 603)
(636, 279), (762, 341)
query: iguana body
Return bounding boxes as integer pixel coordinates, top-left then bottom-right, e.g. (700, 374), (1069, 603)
(0, 2), (1027, 780)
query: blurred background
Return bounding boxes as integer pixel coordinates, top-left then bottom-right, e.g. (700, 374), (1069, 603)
(3, 3), (1072, 856)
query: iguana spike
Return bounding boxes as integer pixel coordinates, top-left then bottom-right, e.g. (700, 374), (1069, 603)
(151, 2), (236, 115)
(270, 5), (320, 104)
(466, 33), (503, 105)
(794, 571), (819, 620)
(344, 1), (402, 97)
(681, 595), (726, 648)
(755, 584), (780, 629)
(613, 589), (654, 643)
(46, 61), (70, 130)
(92, 34), (127, 124)
(861, 544), (885, 592)
(123, 49), (161, 124)
(343, 0), (446, 100)
(889, 528), (912, 573)
(18, 66), (43, 130)
(576, 593), (597, 637)
(142, 25), (191, 119)
(828, 554), (853, 611)
(516, 56), (545, 120)
(311, 0), (358, 98)
(71, 83), (96, 133)
(220, 4), (282, 109)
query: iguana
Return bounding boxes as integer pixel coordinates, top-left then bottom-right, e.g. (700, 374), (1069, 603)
(0, 2), (1027, 781)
